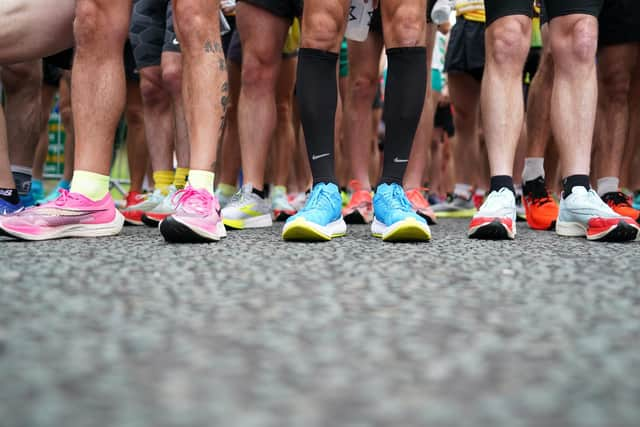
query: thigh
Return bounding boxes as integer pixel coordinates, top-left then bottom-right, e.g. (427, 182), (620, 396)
(0, 0), (74, 64)
(236, 1), (290, 67)
(485, 0), (533, 27)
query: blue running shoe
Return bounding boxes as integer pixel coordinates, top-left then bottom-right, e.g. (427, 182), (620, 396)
(29, 180), (44, 204)
(282, 182), (346, 241)
(633, 192), (640, 210)
(372, 183), (431, 242)
(0, 197), (24, 215)
(38, 180), (71, 205)
(19, 193), (36, 208)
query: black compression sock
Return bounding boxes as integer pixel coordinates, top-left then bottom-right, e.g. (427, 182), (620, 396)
(0, 188), (20, 204)
(490, 175), (515, 195)
(296, 48), (339, 186)
(252, 187), (265, 199)
(562, 175), (590, 198)
(380, 47), (427, 185)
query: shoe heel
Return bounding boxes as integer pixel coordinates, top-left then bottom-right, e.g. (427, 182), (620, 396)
(555, 221), (586, 237)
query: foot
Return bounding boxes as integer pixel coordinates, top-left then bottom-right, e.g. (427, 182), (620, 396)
(121, 189), (165, 226)
(371, 183), (431, 242)
(159, 186), (227, 243)
(221, 184), (273, 230)
(468, 188), (516, 240)
(405, 188), (437, 225)
(522, 176), (559, 230)
(601, 191), (640, 224)
(37, 180), (72, 205)
(282, 182), (346, 241)
(141, 186), (179, 228)
(0, 190), (124, 240)
(342, 180), (373, 224)
(556, 186), (639, 242)
(214, 183), (237, 209)
(271, 185), (297, 221)
(0, 197), (24, 215)
(633, 191), (640, 210)
(432, 193), (476, 218)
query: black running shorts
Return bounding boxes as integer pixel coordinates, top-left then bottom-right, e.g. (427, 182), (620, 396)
(238, 0), (302, 19)
(486, 0), (603, 27)
(42, 61), (63, 87)
(443, 17), (485, 82)
(598, 0), (640, 47)
(129, 0), (181, 70)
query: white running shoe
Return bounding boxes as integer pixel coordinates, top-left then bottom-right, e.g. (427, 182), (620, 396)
(468, 188), (517, 240)
(221, 184), (273, 229)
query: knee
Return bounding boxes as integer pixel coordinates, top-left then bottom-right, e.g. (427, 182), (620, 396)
(126, 105), (145, 128)
(1, 62), (41, 96)
(74, 0), (128, 48)
(487, 19), (530, 68)
(385, 4), (425, 47)
(241, 53), (278, 90)
(276, 99), (292, 120)
(161, 61), (182, 96)
(552, 17), (598, 66)
(139, 72), (167, 105)
(173, 3), (217, 51)
(302, 12), (343, 51)
(349, 73), (379, 104)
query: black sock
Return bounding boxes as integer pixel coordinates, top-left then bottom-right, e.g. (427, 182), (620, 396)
(380, 47), (427, 185)
(252, 187), (265, 199)
(562, 175), (590, 198)
(0, 188), (20, 204)
(11, 170), (32, 197)
(296, 48), (339, 186)
(490, 175), (515, 195)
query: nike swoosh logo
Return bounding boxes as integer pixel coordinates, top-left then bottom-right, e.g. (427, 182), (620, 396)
(172, 38), (179, 45)
(393, 157), (408, 163)
(312, 153), (330, 161)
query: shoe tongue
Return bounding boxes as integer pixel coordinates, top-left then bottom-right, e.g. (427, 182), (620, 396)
(571, 186), (588, 195)
(242, 183), (254, 194)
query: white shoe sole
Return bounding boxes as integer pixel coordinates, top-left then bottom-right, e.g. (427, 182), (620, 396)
(282, 217), (347, 241)
(223, 214), (272, 229)
(1, 210), (124, 241)
(371, 217), (431, 242)
(556, 220), (639, 241)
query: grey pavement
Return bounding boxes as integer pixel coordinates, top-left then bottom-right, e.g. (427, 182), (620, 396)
(0, 219), (639, 427)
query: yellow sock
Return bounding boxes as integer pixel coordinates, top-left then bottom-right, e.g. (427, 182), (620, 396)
(174, 167), (189, 189)
(216, 183), (237, 198)
(188, 170), (215, 196)
(153, 170), (175, 195)
(69, 170), (110, 201)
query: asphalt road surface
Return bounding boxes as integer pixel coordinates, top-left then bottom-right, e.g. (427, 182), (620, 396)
(1, 219), (639, 427)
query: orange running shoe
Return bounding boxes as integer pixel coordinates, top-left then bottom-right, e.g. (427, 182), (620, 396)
(405, 188), (437, 225)
(601, 191), (640, 223)
(522, 177), (559, 230)
(342, 180), (373, 224)
(122, 190), (163, 226)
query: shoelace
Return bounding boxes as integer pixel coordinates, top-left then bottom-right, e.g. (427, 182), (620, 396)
(172, 188), (212, 215)
(301, 185), (334, 212)
(602, 191), (632, 207)
(382, 185), (413, 212)
(54, 189), (79, 206)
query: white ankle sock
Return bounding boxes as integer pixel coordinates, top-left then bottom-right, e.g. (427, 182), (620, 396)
(596, 176), (619, 197)
(522, 158), (545, 183)
(454, 183), (472, 199)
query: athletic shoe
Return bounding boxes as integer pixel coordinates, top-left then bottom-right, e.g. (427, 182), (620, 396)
(515, 194), (526, 222)
(159, 186), (226, 243)
(121, 189), (164, 226)
(20, 192), (36, 208)
(556, 186), (639, 241)
(272, 185), (297, 221)
(341, 190), (349, 208)
(37, 180), (72, 205)
(405, 188), (437, 225)
(468, 188), (516, 240)
(221, 184), (272, 229)
(432, 193), (476, 218)
(29, 180), (44, 204)
(522, 176), (559, 230)
(342, 180), (373, 224)
(0, 190), (124, 241)
(372, 183), (431, 242)
(601, 191), (640, 224)
(141, 186), (179, 227)
(282, 182), (346, 241)
(0, 198), (24, 215)
(214, 183), (237, 209)
(472, 192), (485, 210)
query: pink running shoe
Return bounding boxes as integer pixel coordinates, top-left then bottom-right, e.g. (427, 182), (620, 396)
(0, 189), (124, 241)
(159, 186), (227, 243)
